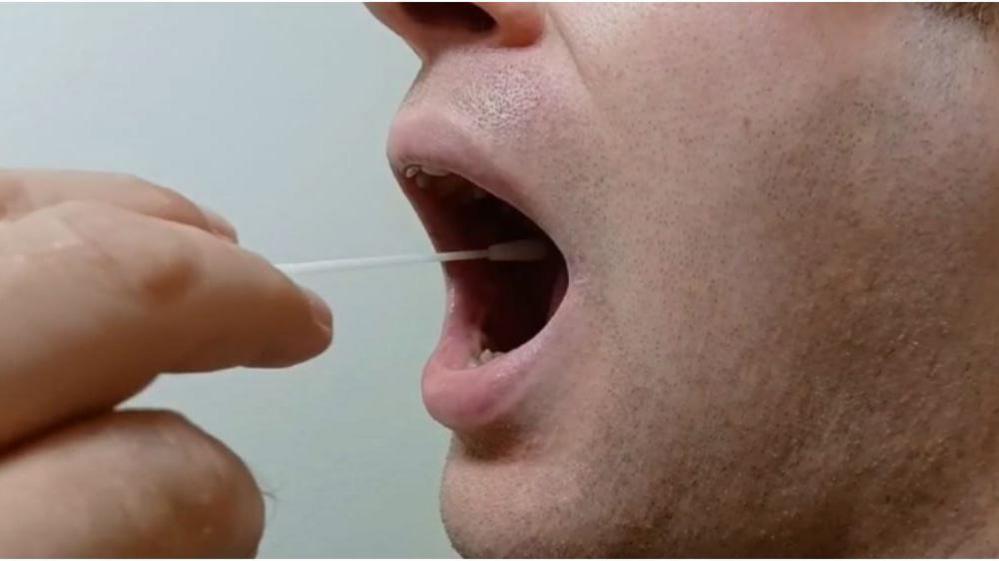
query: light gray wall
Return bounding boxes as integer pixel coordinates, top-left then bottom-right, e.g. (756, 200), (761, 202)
(0, 4), (455, 557)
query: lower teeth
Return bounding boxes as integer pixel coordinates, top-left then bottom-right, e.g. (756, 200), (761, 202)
(468, 348), (504, 368)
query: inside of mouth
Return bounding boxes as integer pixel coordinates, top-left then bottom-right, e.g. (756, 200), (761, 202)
(407, 170), (568, 366)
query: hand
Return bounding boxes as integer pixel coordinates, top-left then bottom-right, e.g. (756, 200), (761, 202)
(0, 170), (333, 557)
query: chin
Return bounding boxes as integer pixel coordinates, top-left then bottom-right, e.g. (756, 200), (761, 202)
(438, 439), (663, 559)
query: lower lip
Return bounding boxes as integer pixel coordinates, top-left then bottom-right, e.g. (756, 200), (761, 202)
(420, 277), (574, 433)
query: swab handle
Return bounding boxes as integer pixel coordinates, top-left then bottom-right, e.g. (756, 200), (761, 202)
(276, 238), (547, 275)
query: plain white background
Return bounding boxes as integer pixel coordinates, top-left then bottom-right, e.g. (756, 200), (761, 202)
(0, 4), (456, 557)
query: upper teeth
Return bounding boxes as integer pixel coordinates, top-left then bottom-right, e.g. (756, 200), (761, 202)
(405, 164), (450, 180)
(404, 164), (449, 179)
(403, 164), (489, 201)
(421, 166), (449, 177)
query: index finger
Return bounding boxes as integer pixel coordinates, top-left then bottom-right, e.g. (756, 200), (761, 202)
(0, 201), (332, 448)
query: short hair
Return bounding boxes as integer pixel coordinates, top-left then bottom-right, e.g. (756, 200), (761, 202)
(931, 3), (999, 30)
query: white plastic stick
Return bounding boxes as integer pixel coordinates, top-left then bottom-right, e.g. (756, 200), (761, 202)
(276, 239), (547, 276)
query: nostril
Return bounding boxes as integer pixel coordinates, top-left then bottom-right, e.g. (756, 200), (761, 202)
(402, 2), (496, 33)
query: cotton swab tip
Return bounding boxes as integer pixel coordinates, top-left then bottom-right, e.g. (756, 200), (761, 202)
(487, 239), (549, 262)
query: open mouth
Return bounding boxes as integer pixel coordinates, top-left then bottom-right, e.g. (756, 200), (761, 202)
(400, 163), (568, 369)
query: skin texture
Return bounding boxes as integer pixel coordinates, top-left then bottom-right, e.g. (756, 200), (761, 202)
(369, 3), (999, 556)
(0, 170), (333, 556)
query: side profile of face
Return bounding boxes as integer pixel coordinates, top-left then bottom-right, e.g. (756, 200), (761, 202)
(369, 3), (999, 556)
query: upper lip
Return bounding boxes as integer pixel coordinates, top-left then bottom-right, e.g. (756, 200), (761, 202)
(386, 109), (552, 249)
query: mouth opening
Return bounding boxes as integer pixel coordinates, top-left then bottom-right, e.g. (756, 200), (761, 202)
(402, 165), (568, 367)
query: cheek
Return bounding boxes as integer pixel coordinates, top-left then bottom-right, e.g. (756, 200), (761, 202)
(531, 3), (992, 418)
(537, 5), (913, 300)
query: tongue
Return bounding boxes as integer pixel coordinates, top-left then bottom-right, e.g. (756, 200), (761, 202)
(547, 266), (568, 321)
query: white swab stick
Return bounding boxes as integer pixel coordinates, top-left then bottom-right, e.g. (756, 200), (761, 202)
(276, 239), (547, 276)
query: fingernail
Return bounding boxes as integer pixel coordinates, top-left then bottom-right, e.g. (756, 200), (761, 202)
(202, 207), (239, 243)
(302, 287), (333, 332)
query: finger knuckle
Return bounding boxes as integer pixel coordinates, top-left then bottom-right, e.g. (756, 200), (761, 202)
(128, 231), (205, 306)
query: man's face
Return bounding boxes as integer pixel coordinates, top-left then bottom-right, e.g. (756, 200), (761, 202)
(370, 3), (999, 556)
